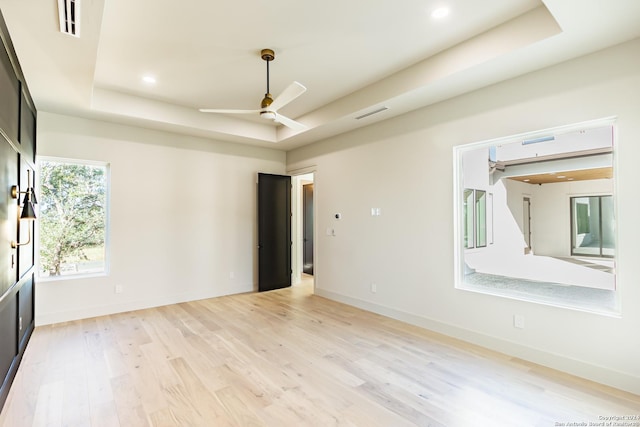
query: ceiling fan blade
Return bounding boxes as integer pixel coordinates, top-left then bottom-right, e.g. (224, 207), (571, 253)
(199, 108), (259, 114)
(269, 81), (307, 112)
(274, 113), (307, 132)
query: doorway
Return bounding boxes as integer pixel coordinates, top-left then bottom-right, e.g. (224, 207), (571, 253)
(292, 172), (315, 288)
(302, 183), (314, 274)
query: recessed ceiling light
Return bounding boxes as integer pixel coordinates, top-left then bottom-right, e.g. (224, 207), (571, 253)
(431, 7), (450, 19)
(142, 75), (157, 85)
(557, 175), (566, 179)
(567, 178), (574, 181)
(523, 179), (530, 182)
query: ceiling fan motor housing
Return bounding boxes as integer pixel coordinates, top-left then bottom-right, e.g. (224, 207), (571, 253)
(261, 93), (273, 109)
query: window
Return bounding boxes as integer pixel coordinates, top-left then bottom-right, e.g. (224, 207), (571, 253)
(463, 188), (487, 249)
(463, 189), (474, 249)
(454, 120), (618, 315)
(38, 158), (109, 278)
(571, 195), (615, 258)
(475, 190), (487, 248)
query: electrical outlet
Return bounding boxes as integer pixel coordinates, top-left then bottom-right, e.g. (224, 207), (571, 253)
(370, 283), (377, 293)
(230, 271), (235, 280)
(115, 285), (124, 294)
(514, 314), (525, 329)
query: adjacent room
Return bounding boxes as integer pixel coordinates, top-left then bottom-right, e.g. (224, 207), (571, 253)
(1, 0), (639, 426)
(458, 124), (617, 313)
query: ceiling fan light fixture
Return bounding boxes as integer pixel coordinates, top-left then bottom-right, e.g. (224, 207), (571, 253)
(260, 111), (276, 120)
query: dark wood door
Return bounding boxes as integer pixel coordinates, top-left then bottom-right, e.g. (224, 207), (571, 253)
(302, 183), (314, 275)
(0, 134), (18, 295)
(0, 133), (18, 411)
(258, 173), (291, 292)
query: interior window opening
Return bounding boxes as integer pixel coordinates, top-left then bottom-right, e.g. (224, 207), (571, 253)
(455, 121), (618, 315)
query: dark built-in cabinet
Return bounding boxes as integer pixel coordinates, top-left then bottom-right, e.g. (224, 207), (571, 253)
(0, 10), (37, 411)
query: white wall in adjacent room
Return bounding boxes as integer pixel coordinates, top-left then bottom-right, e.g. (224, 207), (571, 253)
(35, 113), (286, 325)
(286, 38), (640, 394)
(526, 178), (613, 257)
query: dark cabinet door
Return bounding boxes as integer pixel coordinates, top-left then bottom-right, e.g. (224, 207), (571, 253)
(0, 293), (17, 407)
(18, 275), (34, 351)
(0, 43), (19, 142)
(0, 10), (37, 413)
(20, 92), (36, 163)
(0, 134), (18, 295)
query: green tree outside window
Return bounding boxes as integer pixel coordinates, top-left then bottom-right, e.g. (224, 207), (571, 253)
(39, 160), (108, 277)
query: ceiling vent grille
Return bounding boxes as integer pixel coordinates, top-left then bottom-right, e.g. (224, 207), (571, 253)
(355, 106), (388, 120)
(57, 0), (80, 37)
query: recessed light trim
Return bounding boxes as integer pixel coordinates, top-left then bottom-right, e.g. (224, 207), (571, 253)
(142, 75), (157, 85)
(431, 7), (450, 19)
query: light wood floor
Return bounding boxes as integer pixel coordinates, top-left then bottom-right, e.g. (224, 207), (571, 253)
(1, 280), (639, 427)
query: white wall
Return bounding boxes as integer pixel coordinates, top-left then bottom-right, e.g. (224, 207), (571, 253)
(286, 38), (640, 394)
(36, 113), (286, 325)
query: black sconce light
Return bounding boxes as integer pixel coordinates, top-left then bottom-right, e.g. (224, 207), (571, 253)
(10, 169), (37, 248)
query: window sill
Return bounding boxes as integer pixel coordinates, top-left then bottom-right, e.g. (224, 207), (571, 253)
(457, 273), (620, 317)
(37, 272), (108, 283)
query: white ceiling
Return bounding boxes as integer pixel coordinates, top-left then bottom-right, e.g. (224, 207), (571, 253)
(1, 0), (640, 151)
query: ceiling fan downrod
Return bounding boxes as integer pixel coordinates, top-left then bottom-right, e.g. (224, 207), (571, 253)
(261, 49), (275, 109)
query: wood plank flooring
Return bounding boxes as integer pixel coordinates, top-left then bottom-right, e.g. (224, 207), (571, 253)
(1, 280), (639, 426)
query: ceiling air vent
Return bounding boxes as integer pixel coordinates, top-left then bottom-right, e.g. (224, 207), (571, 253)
(355, 106), (389, 120)
(57, 0), (80, 37)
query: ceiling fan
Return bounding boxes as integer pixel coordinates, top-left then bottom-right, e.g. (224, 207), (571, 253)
(199, 49), (307, 131)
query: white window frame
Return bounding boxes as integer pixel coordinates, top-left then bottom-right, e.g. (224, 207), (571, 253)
(452, 117), (619, 316)
(36, 156), (111, 281)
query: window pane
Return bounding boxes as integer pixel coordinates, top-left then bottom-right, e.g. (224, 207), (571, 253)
(601, 195), (615, 257)
(571, 195), (614, 258)
(475, 190), (486, 247)
(39, 160), (108, 277)
(463, 189), (474, 249)
(572, 197), (597, 256)
(576, 199), (590, 234)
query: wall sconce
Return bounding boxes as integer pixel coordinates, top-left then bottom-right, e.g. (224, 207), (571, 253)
(10, 169), (37, 248)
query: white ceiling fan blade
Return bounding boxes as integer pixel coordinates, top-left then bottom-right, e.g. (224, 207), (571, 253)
(199, 108), (259, 114)
(269, 81), (306, 111)
(274, 113), (307, 132)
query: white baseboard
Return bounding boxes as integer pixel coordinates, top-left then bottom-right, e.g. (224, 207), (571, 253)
(315, 288), (640, 396)
(35, 288), (242, 326)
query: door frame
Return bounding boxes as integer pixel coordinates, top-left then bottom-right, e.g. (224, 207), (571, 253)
(523, 196), (532, 254)
(302, 182), (314, 275)
(289, 167), (316, 289)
